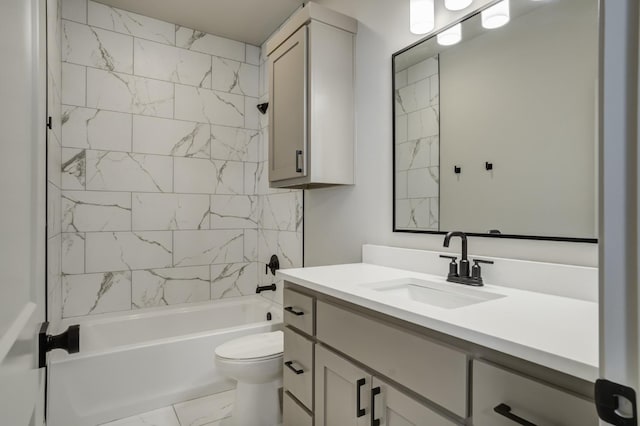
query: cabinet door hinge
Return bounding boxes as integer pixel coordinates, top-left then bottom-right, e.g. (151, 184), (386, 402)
(595, 379), (637, 426)
(46, 116), (52, 130)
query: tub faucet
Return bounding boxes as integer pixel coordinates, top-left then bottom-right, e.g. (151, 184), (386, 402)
(441, 231), (493, 286)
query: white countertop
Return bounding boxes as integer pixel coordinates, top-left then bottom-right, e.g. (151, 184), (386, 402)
(278, 262), (599, 382)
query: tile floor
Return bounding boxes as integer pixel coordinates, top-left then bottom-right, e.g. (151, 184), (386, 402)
(101, 390), (234, 426)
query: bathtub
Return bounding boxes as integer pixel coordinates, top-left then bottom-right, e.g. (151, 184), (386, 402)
(48, 296), (282, 426)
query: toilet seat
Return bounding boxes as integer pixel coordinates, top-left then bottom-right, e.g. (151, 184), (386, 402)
(215, 330), (283, 361)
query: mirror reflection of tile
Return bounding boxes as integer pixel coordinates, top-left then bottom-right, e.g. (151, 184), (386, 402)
(395, 55), (440, 230)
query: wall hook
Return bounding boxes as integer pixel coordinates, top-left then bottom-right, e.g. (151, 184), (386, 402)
(485, 162), (493, 171)
(454, 166), (461, 174)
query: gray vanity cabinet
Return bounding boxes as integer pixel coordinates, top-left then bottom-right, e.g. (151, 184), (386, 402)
(266, 3), (357, 189)
(315, 345), (370, 426)
(372, 377), (459, 426)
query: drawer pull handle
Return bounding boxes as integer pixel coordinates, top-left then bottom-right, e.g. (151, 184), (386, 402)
(371, 386), (381, 426)
(494, 403), (537, 426)
(284, 361), (304, 375)
(356, 378), (366, 418)
(284, 306), (305, 316)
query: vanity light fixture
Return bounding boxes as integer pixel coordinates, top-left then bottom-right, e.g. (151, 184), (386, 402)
(481, 0), (510, 29)
(410, 0), (435, 34)
(437, 23), (462, 46)
(444, 0), (473, 11)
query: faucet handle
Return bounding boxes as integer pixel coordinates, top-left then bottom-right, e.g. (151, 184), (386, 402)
(471, 258), (494, 284)
(439, 254), (459, 279)
(472, 258), (494, 265)
(439, 254), (457, 260)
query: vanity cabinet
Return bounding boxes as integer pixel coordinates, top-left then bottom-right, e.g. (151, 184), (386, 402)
(282, 288), (315, 426)
(315, 345), (456, 426)
(472, 360), (597, 426)
(266, 3), (356, 189)
(282, 282), (599, 426)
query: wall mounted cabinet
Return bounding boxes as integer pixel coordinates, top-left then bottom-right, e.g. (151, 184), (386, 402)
(266, 3), (357, 189)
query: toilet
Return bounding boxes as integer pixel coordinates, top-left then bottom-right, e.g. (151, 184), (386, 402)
(215, 330), (284, 426)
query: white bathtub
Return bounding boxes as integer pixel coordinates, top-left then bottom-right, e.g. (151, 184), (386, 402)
(48, 296), (282, 426)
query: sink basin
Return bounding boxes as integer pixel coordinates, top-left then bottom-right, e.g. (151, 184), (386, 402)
(363, 278), (505, 309)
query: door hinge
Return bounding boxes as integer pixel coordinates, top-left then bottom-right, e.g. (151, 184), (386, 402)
(46, 116), (52, 130)
(38, 322), (80, 368)
(595, 379), (637, 426)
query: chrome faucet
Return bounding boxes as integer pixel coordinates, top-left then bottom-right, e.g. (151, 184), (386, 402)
(440, 231), (493, 286)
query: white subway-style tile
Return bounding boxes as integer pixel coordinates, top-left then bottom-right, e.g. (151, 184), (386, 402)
(176, 26), (245, 61)
(62, 232), (85, 274)
(210, 195), (259, 229)
(245, 45), (260, 66)
(62, 190), (131, 232)
(132, 193), (210, 231)
(88, 1), (175, 45)
(61, 148), (86, 190)
(132, 266), (210, 308)
(244, 96), (260, 130)
(85, 150), (173, 192)
(261, 192), (302, 232)
(62, 271), (132, 317)
(174, 85), (245, 127)
(61, 106), (132, 151)
(174, 157), (244, 195)
(211, 58), (259, 97)
(173, 230), (244, 267)
(86, 68), (174, 118)
(62, 20), (133, 73)
(85, 231), (173, 272)
(132, 115), (210, 158)
(134, 39), (212, 88)
(407, 167), (439, 198)
(211, 262), (258, 299)
(62, 63), (86, 106)
(210, 125), (259, 162)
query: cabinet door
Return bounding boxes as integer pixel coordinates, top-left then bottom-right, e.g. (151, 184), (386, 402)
(269, 25), (307, 182)
(371, 378), (460, 426)
(315, 345), (370, 426)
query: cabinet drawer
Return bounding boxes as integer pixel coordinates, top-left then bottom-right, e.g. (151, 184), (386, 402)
(284, 327), (314, 410)
(284, 391), (312, 426)
(284, 287), (314, 335)
(472, 360), (597, 426)
(316, 301), (468, 417)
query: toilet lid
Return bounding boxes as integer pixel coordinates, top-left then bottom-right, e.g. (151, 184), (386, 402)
(215, 330), (283, 360)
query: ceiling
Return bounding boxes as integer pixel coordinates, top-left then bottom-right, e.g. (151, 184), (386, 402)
(93, 0), (305, 46)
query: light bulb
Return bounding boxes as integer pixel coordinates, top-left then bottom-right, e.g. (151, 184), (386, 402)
(481, 0), (510, 29)
(410, 0), (435, 34)
(444, 0), (473, 11)
(437, 23), (462, 46)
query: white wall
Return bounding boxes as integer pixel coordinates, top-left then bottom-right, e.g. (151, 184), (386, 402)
(305, 0), (598, 267)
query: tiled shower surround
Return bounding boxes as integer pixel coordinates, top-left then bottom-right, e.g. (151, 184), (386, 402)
(394, 55), (440, 231)
(55, 0), (302, 319)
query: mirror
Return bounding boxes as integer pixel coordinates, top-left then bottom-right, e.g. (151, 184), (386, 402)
(393, 0), (598, 242)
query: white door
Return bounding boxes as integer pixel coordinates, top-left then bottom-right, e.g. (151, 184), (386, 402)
(0, 0), (48, 425)
(598, 0), (640, 424)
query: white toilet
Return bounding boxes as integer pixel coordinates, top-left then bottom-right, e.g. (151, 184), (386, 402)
(215, 330), (284, 426)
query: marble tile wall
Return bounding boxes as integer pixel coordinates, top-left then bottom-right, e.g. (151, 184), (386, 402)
(394, 55), (440, 231)
(47, 0), (63, 329)
(56, 0), (301, 318)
